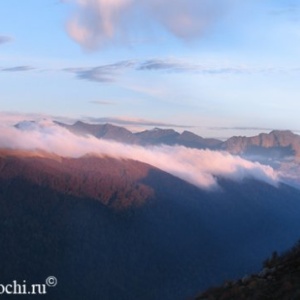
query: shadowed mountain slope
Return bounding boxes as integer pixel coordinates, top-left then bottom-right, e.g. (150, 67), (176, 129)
(1, 150), (300, 300)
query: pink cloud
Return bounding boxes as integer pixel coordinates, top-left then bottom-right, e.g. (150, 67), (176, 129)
(66, 0), (233, 49)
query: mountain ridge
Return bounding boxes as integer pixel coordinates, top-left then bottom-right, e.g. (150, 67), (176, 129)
(15, 120), (300, 186)
(51, 121), (300, 184)
(53, 120), (224, 149)
(196, 240), (300, 300)
(52, 120), (300, 154)
(5, 122), (300, 299)
(1, 148), (300, 299)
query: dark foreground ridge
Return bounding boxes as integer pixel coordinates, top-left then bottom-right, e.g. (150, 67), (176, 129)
(196, 241), (300, 300)
(1, 149), (300, 299)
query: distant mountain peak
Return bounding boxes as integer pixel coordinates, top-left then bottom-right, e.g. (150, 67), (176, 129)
(268, 129), (295, 137)
(14, 120), (37, 130)
(152, 127), (163, 131)
(74, 120), (85, 126)
(222, 130), (300, 160)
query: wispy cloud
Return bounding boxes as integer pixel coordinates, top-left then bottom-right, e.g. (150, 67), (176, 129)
(209, 126), (300, 134)
(137, 59), (195, 72)
(62, 59), (241, 85)
(0, 35), (12, 45)
(122, 83), (166, 98)
(65, 58), (283, 84)
(209, 126), (277, 131)
(2, 66), (35, 72)
(2, 57), (292, 87)
(137, 59), (281, 75)
(269, 2), (300, 20)
(64, 60), (136, 82)
(89, 100), (117, 105)
(84, 116), (193, 128)
(65, 0), (234, 50)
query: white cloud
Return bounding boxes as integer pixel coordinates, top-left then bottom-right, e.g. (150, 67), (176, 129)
(0, 119), (278, 189)
(67, 0), (133, 49)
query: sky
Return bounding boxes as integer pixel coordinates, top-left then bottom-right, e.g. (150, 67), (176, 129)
(1, 0), (300, 138)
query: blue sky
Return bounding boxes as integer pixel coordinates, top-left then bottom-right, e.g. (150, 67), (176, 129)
(1, 0), (300, 138)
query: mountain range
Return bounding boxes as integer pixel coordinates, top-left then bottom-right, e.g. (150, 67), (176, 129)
(55, 121), (300, 158)
(1, 148), (300, 299)
(53, 121), (300, 185)
(54, 120), (223, 149)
